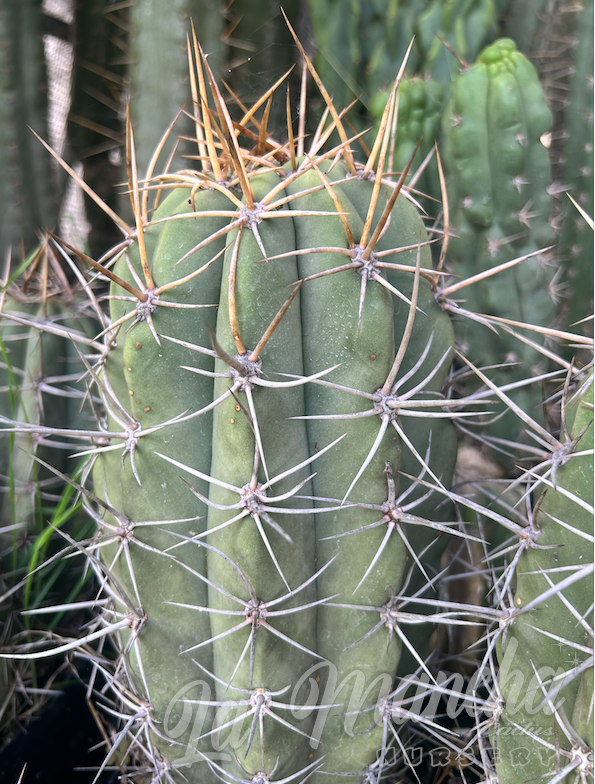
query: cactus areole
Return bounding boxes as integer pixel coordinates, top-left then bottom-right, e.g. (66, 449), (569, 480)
(89, 34), (457, 784)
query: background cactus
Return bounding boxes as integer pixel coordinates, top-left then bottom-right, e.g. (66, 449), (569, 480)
(439, 37), (557, 454)
(414, 0), (498, 82)
(308, 0), (593, 452)
(0, 244), (99, 525)
(555, 0), (594, 333)
(370, 76), (444, 210)
(0, 0), (57, 261)
(306, 0), (499, 120)
(495, 371), (593, 782)
(0, 240), (101, 746)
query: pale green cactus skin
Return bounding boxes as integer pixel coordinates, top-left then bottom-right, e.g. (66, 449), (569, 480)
(495, 373), (594, 783)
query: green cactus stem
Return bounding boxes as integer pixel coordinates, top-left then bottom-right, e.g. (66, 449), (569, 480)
(83, 40), (464, 781)
(495, 371), (594, 783)
(0, 0), (56, 261)
(440, 37), (558, 457)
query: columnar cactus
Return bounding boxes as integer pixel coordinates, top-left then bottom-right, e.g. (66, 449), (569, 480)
(306, 0), (499, 115)
(441, 37), (557, 451)
(558, 0), (594, 330)
(370, 76), (444, 212)
(78, 35), (468, 780)
(0, 241), (102, 741)
(0, 0), (56, 260)
(414, 0), (498, 82)
(0, 243), (100, 532)
(442, 37), (553, 269)
(495, 371), (594, 782)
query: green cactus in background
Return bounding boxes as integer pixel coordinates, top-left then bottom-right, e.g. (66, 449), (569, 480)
(0, 0), (56, 261)
(67, 0), (129, 258)
(127, 0), (224, 177)
(306, 0), (499, 126)
(557, 0), (594, 331)
(440, 38), (557, 454)
(415, 0), (498, 83)
(500, 0), (550, 57)
(370, 76), (444, 206)
(363, 0), (428, 89)
(442, 38), (553, 252)
(494, 371), (593, 782)
(0, 243), (100, 519)
(114, 0), (302, 191)
(0, 240), (102, 743)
